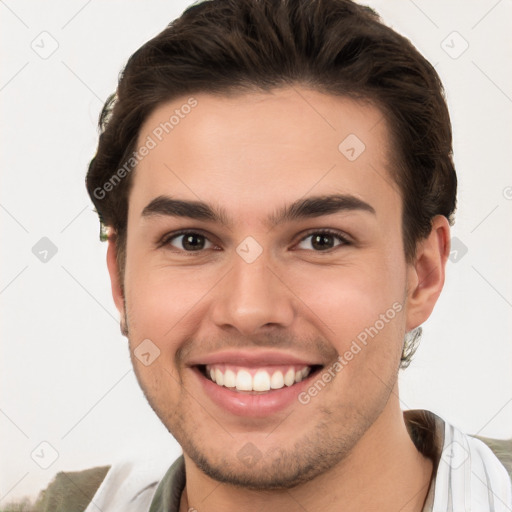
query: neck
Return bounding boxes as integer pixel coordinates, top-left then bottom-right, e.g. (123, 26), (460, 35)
(180, 390), (433, 512)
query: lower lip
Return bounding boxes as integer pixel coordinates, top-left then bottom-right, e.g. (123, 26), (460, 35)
(192, 367), (317, 417)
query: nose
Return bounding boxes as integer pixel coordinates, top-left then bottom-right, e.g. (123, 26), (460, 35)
(210, 249), (295, 337)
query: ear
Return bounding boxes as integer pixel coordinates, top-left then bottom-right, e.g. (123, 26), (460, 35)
(405, 215), (451, 331)
(106, 236), (127, 333)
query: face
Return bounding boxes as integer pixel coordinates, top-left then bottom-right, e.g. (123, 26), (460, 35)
(110, 87), (425, 488)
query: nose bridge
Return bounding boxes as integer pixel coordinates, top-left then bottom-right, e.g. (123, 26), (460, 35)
(210, 243), (294, 335)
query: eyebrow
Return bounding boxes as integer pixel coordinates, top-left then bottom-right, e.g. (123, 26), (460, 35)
(141, 193), (376, 228)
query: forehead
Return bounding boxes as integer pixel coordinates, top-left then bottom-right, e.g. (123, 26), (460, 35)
(130, 87), (399, 227)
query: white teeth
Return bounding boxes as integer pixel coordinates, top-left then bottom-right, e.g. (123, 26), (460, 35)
(215, 368), (224, 386)
(253, 370), (271, 391)
(206, 365), (312, 392)
(284, 368), (295, 387)
(235, 370), (253, 391)
(223, 369), (236, 388)
(270, 371), (284, 389)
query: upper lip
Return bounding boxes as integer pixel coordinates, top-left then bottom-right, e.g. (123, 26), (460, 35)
(187, 350), (324, 367)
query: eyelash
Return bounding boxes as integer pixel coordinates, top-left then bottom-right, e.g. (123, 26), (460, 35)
(159, 228), (351, 254)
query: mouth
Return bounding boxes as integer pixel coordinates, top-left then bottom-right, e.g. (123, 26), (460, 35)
(188, 350), (328, 417)
(196, 363), (324, 394)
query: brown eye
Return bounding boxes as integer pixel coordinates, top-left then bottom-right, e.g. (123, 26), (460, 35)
(296, 230), (349, 252)
(166, 232), (213, 252)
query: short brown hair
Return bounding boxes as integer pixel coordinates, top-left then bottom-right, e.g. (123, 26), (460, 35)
(86, 0), (457, 366)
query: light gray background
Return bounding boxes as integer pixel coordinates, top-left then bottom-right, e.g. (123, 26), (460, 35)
(1, 0), (511, 503)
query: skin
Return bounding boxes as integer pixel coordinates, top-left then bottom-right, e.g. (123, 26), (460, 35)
(106, 87), (450, 511)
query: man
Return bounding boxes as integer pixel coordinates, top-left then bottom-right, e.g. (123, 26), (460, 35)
(52, 0), (512, 510)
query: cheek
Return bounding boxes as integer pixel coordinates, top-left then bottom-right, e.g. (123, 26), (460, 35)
(123, 269), (190, 405)
(124, 256), (212, 337)
(287, 260), (405, 346)
(290, 261), (406, 395)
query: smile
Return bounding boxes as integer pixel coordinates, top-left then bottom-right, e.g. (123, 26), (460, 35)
(202, 364), (315, 392)
(189, 351), (326, 416)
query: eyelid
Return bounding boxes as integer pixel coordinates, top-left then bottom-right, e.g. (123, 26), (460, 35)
(294, 228), (351, 249)
(158, 228), (218, 249)
(159, 227), (352, 253)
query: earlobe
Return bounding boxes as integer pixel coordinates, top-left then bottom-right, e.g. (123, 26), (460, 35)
(405, 215), (451, 331)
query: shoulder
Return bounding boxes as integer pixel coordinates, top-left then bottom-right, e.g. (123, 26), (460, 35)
(474, 435), (512, 479)
(31, 465), (110, 512)
(404, 410), (512, 510)
(30, 455), (177, 512)
(82, 457), (169, 512)
(434, 420), (512, 510)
